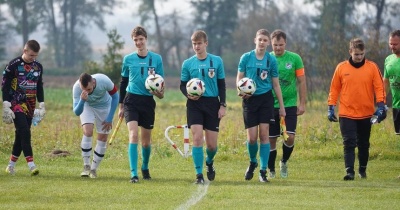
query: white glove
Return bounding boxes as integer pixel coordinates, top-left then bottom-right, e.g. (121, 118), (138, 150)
(34, 102), (46, 119)
(3, 101), (15, 124)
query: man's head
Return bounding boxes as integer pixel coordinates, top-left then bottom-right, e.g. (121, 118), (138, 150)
(389, 30), (400, 56)
(191, 30), (208, 56)
(254, 29), (270, 51)
(349, 38), (365, 63)
(22, 40), (40, 63)
(271, 29), (287, 56)
(79, 73), (95, 94)
(131, 26), (148, 51)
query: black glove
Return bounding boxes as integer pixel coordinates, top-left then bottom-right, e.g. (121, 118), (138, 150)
(372, 102), (387, 123)
(327, 105), (338, 122)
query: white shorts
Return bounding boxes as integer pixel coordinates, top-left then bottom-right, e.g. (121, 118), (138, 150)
(80, 104), (111, 134)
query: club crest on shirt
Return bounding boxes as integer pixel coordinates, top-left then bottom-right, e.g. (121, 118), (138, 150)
(285, 62), (292, 69)
(260, 70), (268, 80)
(148, 67), (155, 75)
(208, 68), (215, 78)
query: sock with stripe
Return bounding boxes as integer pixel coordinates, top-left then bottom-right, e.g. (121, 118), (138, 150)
(91, 140), (107, 170)
(81, 135), (92, 166)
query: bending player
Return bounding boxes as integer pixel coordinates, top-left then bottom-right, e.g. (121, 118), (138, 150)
(72, 73), (119, 178)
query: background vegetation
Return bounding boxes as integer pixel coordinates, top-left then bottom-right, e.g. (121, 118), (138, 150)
(0, 88), (399, 209)
(1, 0), (400, 98)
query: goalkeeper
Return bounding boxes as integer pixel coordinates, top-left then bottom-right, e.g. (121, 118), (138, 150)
(72, 73), (119, 178)
(327, 38), (386, 181)
(2, 40), (44, 176)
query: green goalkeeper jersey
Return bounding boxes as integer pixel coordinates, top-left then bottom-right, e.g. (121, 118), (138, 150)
(384, 54), (400, 108)
(270, 50), (304, 108)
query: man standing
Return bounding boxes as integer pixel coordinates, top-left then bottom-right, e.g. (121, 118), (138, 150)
(237, 29), (285, 183)
(2, 40), (45, 176)
(383, 30), (400, 179)
(328, 38), (386, 180)
(180, 30), (226, 184)
(119, 26), (164, 183)
(268, 30), (307, 179)
(73, 73), (119, 178)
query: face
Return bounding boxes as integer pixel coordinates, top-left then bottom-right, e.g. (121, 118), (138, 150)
(349, 48), (365, 63)
(389, 35), (400, 55)
(271, 37), (286, 56)
(133, 35), (147, 51)
(254, 34), (270, 51)
(80, 80), (95, 95)
(23, 48), (39, 63)
(192, 39), (207, 55)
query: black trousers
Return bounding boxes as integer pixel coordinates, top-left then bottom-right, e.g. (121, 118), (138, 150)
(339, 117), (371, 174)
(11, 112), (33, 158)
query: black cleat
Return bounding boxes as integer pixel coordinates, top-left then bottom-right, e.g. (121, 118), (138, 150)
(343, 173), (355, 181)
(206, 161), (216, 181)
(245, 162), (258, 180)
(195, 173), (205, 184)
(259, 170), (269, 183)
(130, 176), (139, 183)
(358, 172), (367, 179)
(142, 169), (151, 180)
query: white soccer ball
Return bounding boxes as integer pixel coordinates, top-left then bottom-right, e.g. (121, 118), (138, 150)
(186, 78), (205, 96)
(145, 74), (164, 92)
(237, 77), (256, 95)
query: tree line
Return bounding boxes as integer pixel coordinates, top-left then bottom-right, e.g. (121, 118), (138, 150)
(0, 0), (399, 97)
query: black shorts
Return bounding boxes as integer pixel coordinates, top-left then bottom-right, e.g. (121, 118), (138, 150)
(269, 106), (297, 137)
(392, 108), (400, 135)
(123, 93), (156, 129)
(186, 97), (220, 132)
(242, 90), (274, 129)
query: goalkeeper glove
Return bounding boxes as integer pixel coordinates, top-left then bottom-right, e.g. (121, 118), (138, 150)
(372, 102), (387, 123)
(327, 105), (338, 122)
(2, 101), (15, 124)
(34, 102), (46, 119)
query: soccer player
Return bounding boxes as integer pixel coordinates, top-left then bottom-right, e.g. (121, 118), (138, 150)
(72, 73), (119, 178)
(237, 29), (286, 183)
(327, 38), (386, 180)
(384, 30), (400, 135)
(180, 30), (226, 184)
(2, 40), (45, 176)
(268, 30), (307, 179)
(118, 26), (164, 183)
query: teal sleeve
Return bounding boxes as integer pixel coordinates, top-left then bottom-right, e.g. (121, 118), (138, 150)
(106, 92), (119, 122)
(73, 99), (85, 116)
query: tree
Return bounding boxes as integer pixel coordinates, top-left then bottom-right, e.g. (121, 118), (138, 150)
(84, 28), (124, 84)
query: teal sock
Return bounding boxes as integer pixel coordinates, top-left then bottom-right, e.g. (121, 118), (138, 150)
(128, 143), (138, 177)
(247, 141), (258, 163)
(206, 147), (218, 164)
(192, 146), (204, 175)
(141, 145), (151, 170)
(260, 143), (270, 171)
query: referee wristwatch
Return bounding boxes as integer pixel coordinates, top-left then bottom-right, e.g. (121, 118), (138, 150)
(220, 102), (227, 107)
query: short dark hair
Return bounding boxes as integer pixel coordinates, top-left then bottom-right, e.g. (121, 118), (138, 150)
(131, 26), (147, 39)
(191, 30), (208, 42)
(349, 38), (365, 51)
(389, 30), (400, 38)
(271, 29), (287, 42)
(25, 40), (40, 52)
(79, 73), (92, 87)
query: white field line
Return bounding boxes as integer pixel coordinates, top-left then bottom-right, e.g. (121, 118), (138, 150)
(176, 182), (209, 210)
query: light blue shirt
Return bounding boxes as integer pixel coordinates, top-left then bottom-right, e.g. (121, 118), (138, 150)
(72, 74), (115, 109)
(238, 50), (278, 95)
(121, 51), (164, 96)
(181, 53), (225, 97)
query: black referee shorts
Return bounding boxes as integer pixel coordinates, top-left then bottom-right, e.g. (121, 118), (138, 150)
(242, 90), (274, 129)
(123, 92), (156, 129)
(186, 96), (220, 132)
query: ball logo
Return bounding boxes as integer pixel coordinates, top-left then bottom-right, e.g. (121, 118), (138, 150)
(285, 63), (292, 69)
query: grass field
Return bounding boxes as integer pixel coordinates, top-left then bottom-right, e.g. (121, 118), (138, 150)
(1, 88), (399, 210)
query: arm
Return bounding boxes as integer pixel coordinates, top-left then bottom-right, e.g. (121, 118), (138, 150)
(105, 87), (119, 122)
(118, 77), (128, 118)
(272, 77), (286, 117)
(73, 100), (85, 116)
(383, 78), (390, 98)
(297, 75), (307, 115)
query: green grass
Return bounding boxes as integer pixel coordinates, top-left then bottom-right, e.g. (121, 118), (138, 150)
(1, 88), (400, 209)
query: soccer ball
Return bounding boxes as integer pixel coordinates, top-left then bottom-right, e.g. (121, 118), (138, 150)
(145, 74), (164, 92)
(237, 77), (256, 95)
(186, 78), (205, 96)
